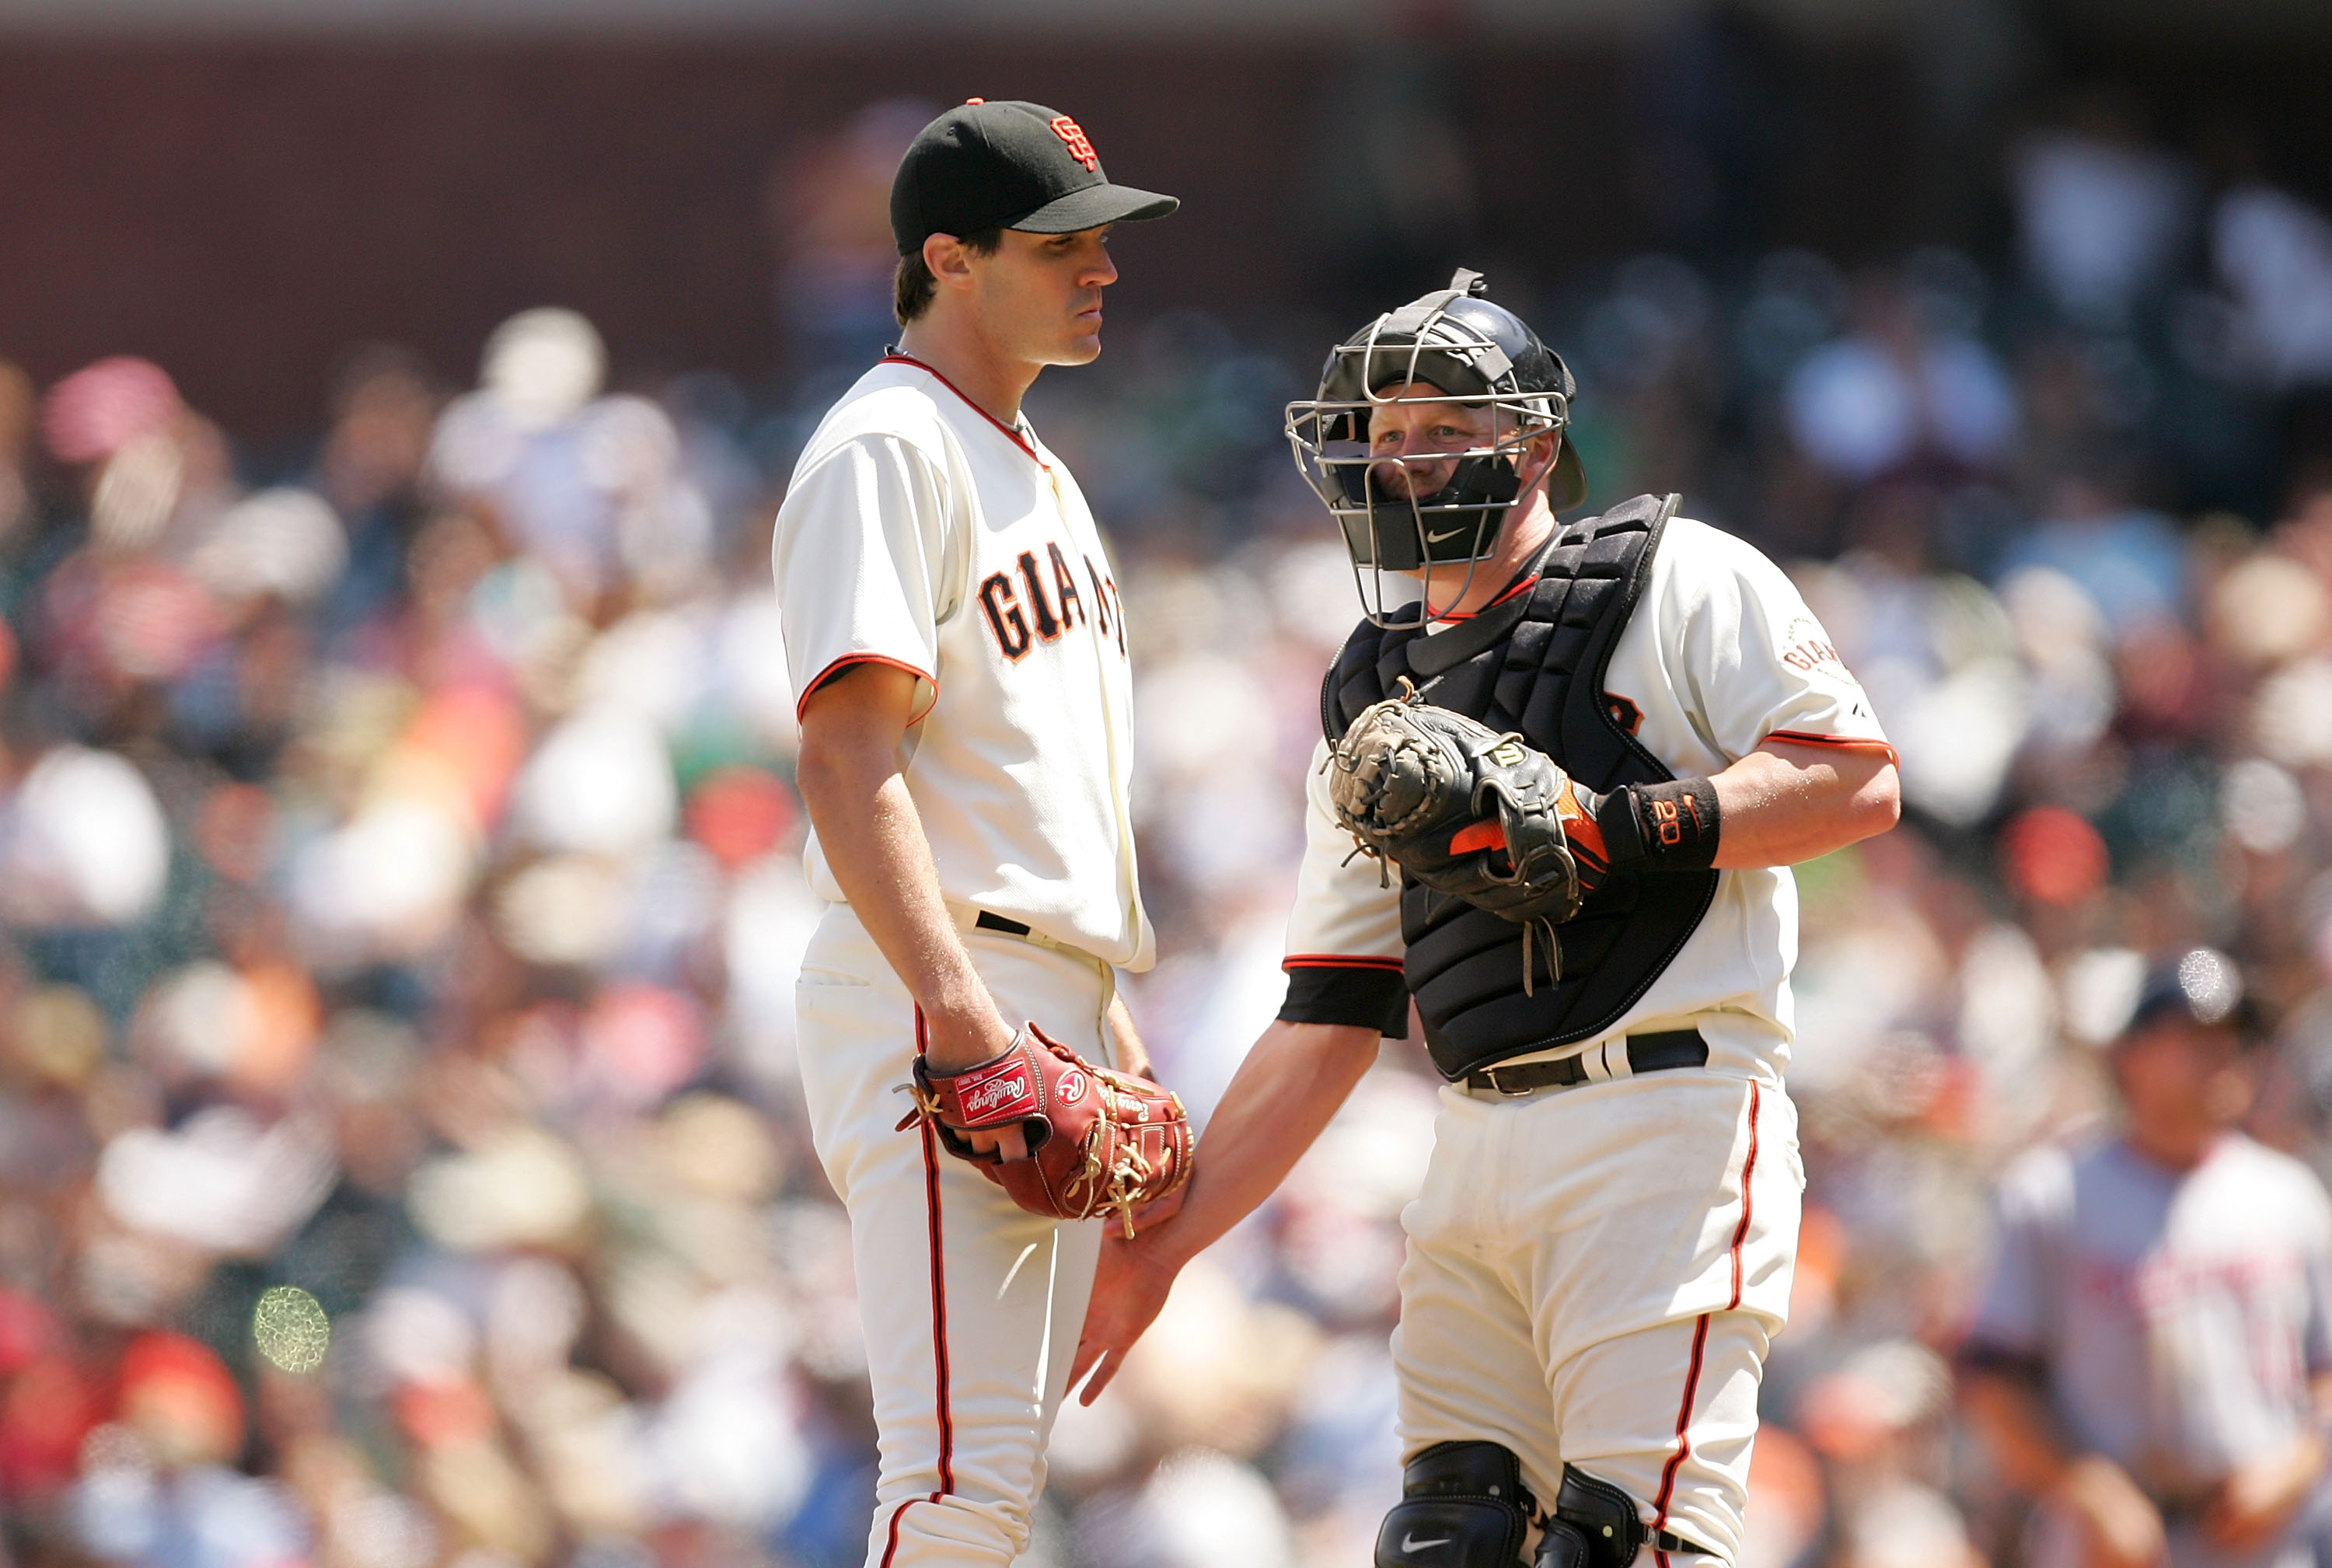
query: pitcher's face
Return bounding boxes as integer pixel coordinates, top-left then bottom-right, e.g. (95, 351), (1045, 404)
(969, 225), (1119, 366)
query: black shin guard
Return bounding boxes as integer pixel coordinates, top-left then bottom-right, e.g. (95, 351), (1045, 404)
(1374, 1442), (1538, 1567)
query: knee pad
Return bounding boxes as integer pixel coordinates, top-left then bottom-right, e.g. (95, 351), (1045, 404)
(1374, 1441), (1538, 1567)
(1533, 1466), (1689, 1568)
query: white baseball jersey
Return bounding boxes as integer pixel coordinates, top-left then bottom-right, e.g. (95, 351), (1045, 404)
(1974, 1133), (2332, 1498)
(1281, 516), (1883, 1563)
(777, 352), (1151, 1568)
(773, 354), (1154, 971)
(1283, 515), (1891, 1080)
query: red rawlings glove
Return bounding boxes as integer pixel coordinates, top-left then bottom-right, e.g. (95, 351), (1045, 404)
(898, 1024), (1194, 1238)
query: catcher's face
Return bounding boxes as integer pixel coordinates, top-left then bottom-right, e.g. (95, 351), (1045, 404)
(1366, 381), (1555, 501)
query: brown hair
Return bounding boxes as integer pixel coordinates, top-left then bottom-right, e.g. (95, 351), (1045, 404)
(893, 228), (1004, 325)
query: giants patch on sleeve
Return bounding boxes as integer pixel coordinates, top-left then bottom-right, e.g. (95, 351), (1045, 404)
(1779, 615), (1852, 679)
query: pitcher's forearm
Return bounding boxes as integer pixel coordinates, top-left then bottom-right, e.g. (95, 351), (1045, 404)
(1105, 994), (1153, 1079)
(1152, 1019), (1382, 1270)
(795, 669), (1012, 1067)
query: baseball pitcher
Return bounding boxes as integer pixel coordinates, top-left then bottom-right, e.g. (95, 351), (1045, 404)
(775, 100), (1188, 1568)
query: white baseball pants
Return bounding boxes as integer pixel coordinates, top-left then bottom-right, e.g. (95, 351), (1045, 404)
(796, 902), (1118, 1568)
(1392, 1070), (1802, 1566)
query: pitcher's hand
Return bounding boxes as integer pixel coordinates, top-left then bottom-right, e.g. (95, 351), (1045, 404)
(920, 1009), (1028, 1161)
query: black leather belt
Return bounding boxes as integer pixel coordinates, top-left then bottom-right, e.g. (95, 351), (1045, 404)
(1465, 1028), (1708, 1097)
(974, 911), (1032, 937)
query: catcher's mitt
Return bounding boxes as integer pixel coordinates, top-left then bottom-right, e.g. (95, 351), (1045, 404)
(1326, 680), (1608, 988)
(898, 1025), (1193, 1238)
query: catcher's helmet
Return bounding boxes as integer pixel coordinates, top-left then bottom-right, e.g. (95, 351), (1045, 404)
(1286, 270), (1585, 622)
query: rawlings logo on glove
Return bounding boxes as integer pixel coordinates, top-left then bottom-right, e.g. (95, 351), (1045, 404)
(1326, 679), (1609, 990)
(961, 1067), (1036, 1119)
(899, 1024), (1194, 1237)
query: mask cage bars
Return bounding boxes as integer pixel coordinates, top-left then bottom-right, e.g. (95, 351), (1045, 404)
(1285, 299), (1569, 630)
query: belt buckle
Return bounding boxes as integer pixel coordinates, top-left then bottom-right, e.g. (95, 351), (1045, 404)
(1482, 1064), (1534, 1098)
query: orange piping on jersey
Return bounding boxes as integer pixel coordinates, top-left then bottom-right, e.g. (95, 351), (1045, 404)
(1283, 953), (1405, 973)
(880, 1005), (955, 1567)
(1431, 571), (1541, 622)
(1653, 1081), (1758, 1563)
(797, 652), (940, 725)
(1763, 730), (1899, 764)
(881, 353), (1049, 469)
(1653, 1311), (1709, 1565)
(1727, 1083), (1760, 1309)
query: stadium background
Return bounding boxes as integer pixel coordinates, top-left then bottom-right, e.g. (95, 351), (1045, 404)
(2, 2), (2332, 1565)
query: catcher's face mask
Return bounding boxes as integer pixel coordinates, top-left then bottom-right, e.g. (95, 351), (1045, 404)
(1286, 269), (1584, 627)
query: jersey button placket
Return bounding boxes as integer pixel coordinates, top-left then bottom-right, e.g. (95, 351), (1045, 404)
(1049, 457), (1142, 952)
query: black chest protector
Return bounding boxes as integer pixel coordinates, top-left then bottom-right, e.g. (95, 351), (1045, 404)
(1321, 493), (1717, 1081)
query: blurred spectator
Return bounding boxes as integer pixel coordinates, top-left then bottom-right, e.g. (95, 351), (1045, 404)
(766, 99), (935, 386)
(0, 358), (35, 549)
(1998, 466), (2188, 637)
(2212, 181), (2332, 392)
(1785, 271), (2018, 485)
(1960, 952), (2332, 1568)
(3, 82), (2332, 1568)
(2013, 93), (2199, 330)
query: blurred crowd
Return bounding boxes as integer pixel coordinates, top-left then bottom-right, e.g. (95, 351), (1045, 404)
(4, 86), (2332, 1568)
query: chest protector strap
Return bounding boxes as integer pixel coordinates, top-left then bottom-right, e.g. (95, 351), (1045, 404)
(1321, 493), (1717, 1081)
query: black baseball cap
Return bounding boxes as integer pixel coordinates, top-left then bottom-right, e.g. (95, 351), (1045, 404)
(890, 99), (1179, 256)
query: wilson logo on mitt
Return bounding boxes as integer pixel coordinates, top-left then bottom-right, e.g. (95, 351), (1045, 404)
(899, 1024), (1193, 1237)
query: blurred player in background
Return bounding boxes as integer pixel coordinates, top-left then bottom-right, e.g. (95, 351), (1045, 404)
(1961, 949), (2332, 1568)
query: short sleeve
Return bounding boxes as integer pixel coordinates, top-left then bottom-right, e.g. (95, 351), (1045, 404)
(1280, 736), (1409, 1037)
(772, 432), (955, 725)
(1967, 1147), (2070, 1359)
(1666, 527), (1894, 764)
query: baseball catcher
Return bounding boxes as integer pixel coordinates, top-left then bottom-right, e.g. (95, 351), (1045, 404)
(1075, 270), (1900, 1568)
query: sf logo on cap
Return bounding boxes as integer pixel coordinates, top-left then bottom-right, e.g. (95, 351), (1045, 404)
(1050, 116), (1099, 171)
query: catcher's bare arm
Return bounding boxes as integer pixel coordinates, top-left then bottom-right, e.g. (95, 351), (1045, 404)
(1105, 991), (1153, 1081)
(795, 662), (1020, 1152)
(1072, 1017), (1379, 1399)
(1710, 738), (1898, 867)
(1330, 686), (1898, 928)
(1074, 732), (1896, 1399)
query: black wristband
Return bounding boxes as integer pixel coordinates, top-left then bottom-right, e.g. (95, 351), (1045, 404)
(1595, 777), (1721, 873)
